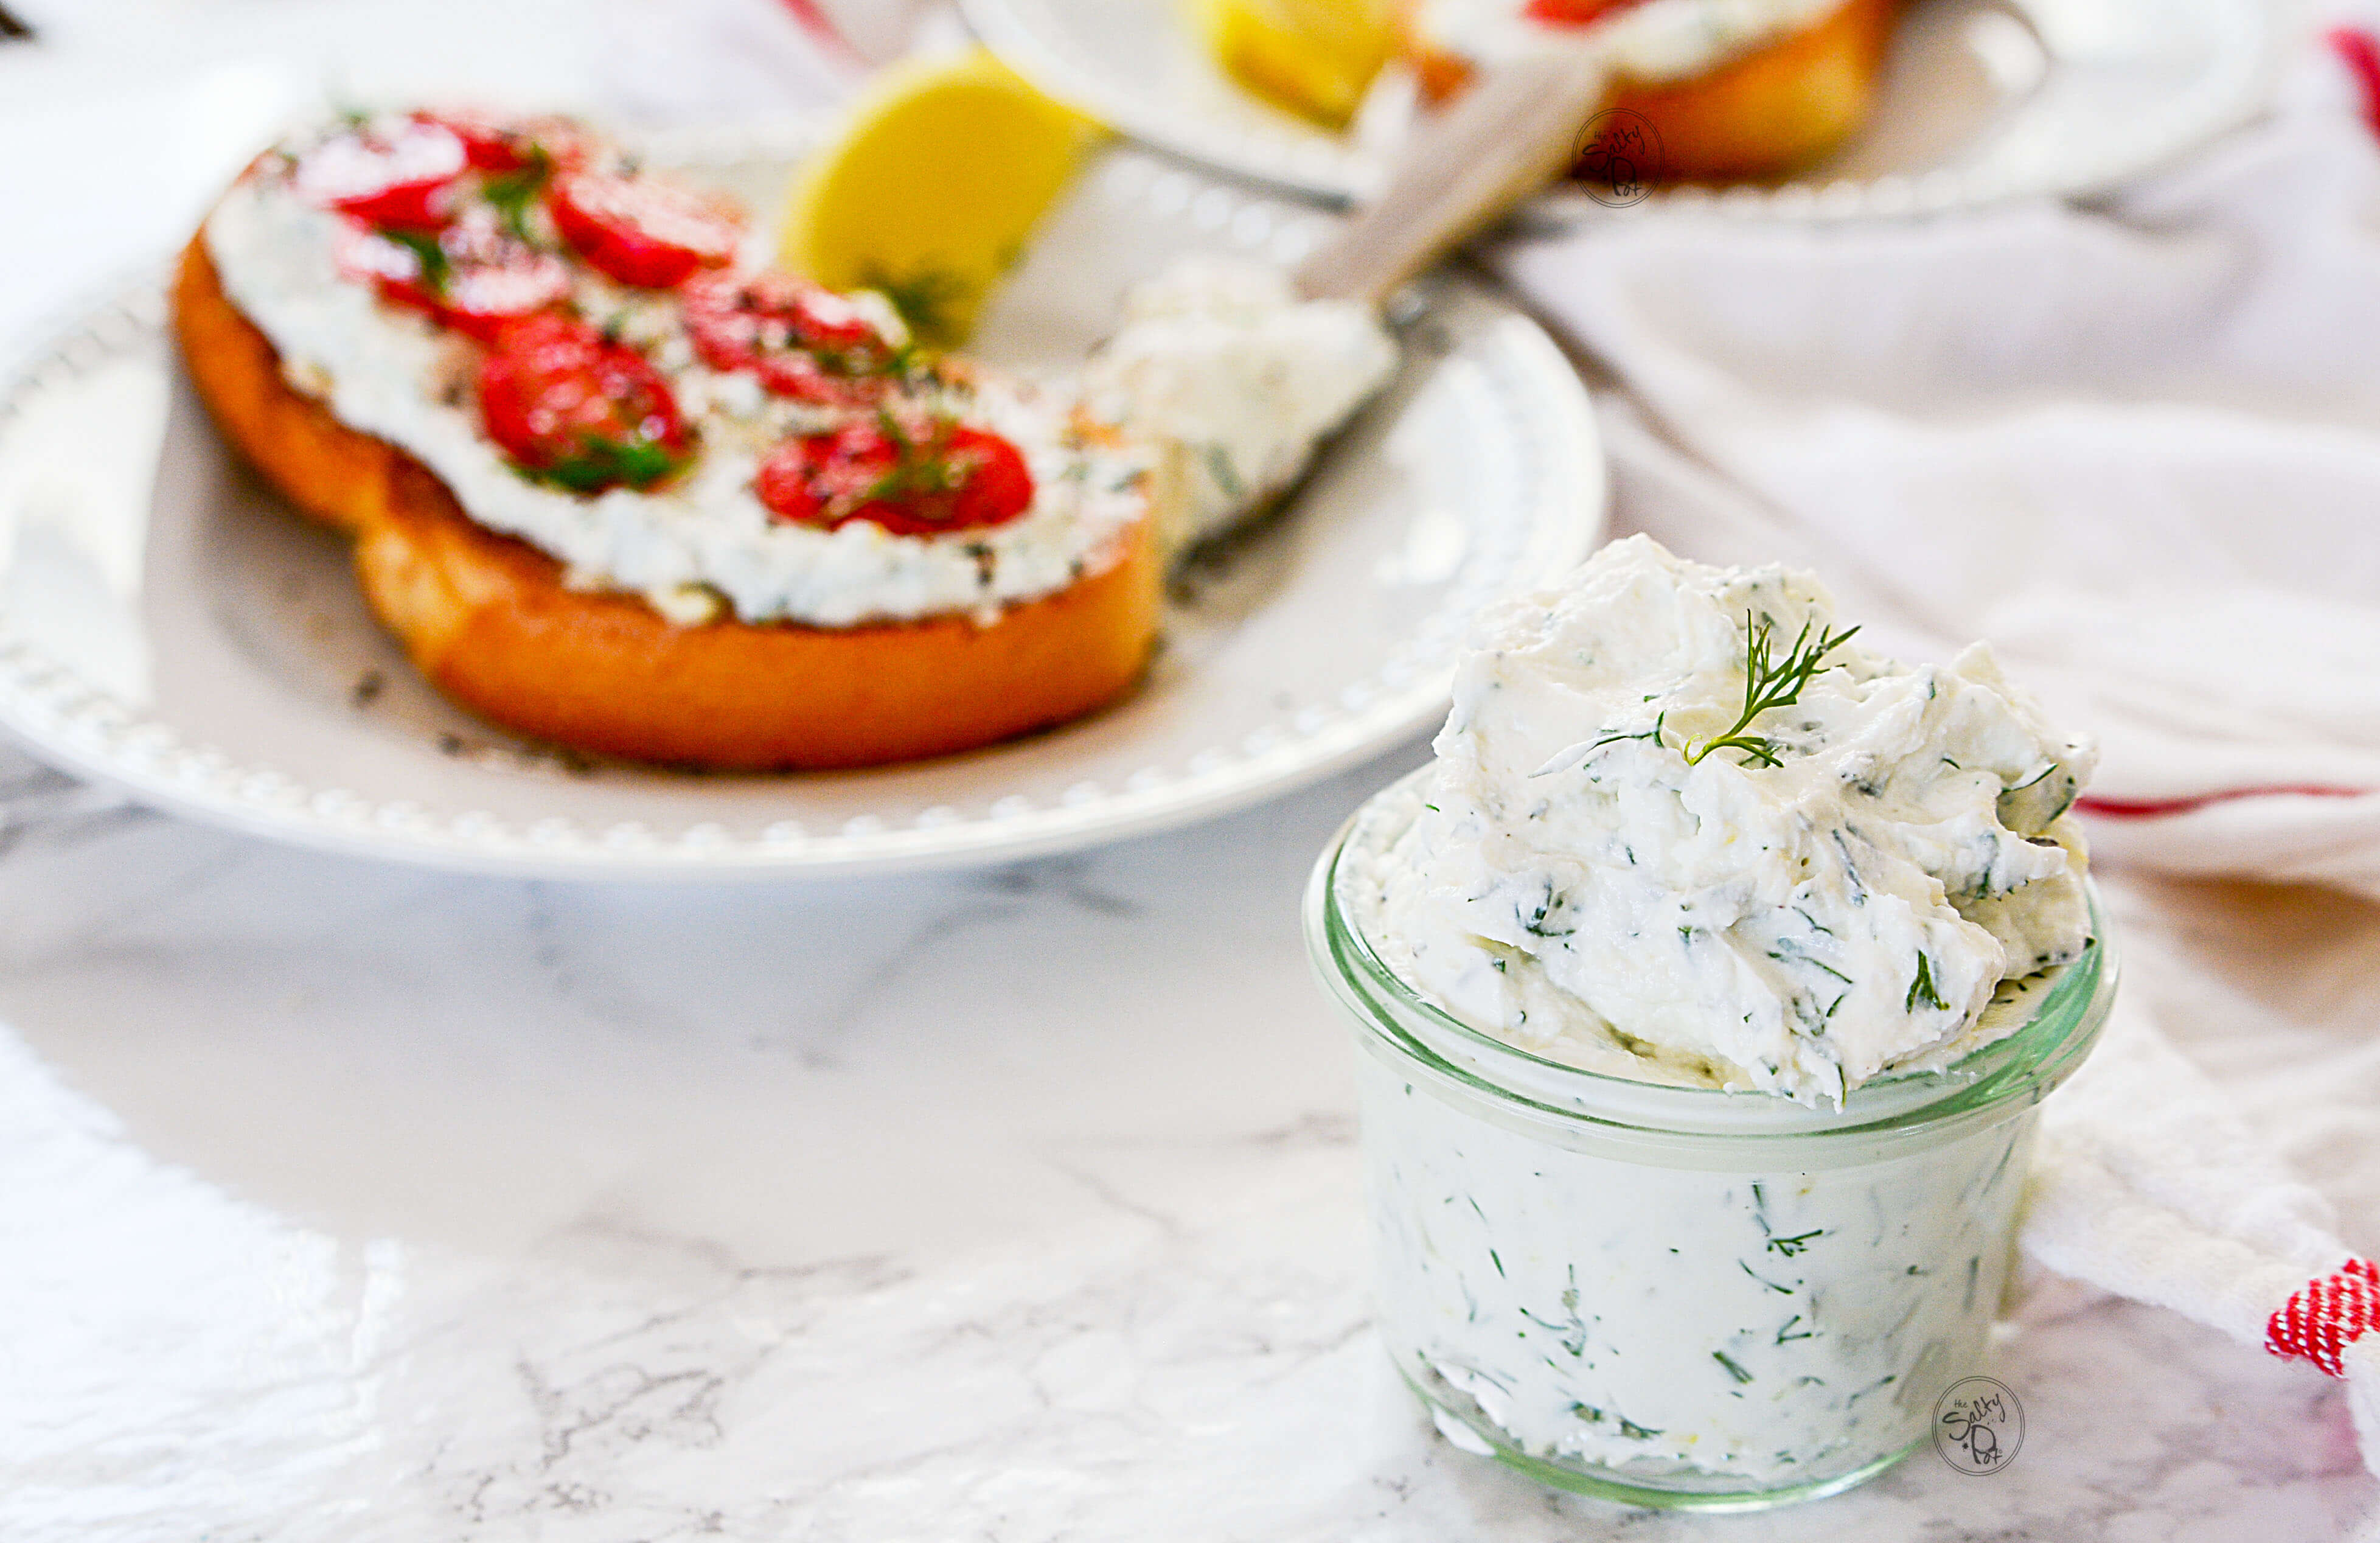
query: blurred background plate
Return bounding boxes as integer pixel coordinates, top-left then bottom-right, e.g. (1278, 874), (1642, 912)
(963, 0), (2287, 215)
(0, 136), (1603, 880)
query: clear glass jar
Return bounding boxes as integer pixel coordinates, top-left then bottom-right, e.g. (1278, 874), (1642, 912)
(1304, 773), (2116, 1512)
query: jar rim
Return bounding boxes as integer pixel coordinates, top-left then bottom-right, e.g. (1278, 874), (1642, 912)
(1305, 770), (2117, 1150)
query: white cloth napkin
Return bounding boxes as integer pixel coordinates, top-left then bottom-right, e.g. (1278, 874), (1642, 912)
(1494, 21), (2380, 1508)
(2023, 994), (2380, 1506)
(1498, 54), (2380, 899)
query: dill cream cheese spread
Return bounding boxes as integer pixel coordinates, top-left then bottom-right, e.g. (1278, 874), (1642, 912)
(1413, 0), (1851, 82)
(1357, 535), (2095, 1107)
(1349, 1042), (2041, 1491)
(1317, 537), (2108, 1500)
(202, 127), (1393, 626)
(1084, 257), (1398, 551)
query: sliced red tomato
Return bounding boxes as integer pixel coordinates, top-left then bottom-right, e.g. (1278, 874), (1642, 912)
(336, 214), (571, 340)
(547, 171), (745, 289)
(755, 416), (1034, 537)
(478, 314), (691, 493)
(1523, 0), (1644, 23)
(419, 108), (534, 171)
(681, 270), (900, 403)
(419, 108), (596, 173)
(295, 117), (470, 231)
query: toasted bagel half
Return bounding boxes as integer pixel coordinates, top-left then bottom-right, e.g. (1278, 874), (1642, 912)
(1408, 0), (1904, 184)
(172, 239), (1162, 770)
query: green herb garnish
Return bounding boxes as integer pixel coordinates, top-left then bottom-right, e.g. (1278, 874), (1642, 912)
(1202, 444), (1247, 503)
(481, 167), (547, 245)
(1590, 710), (1668, 755)
(531, 434), (685, 495)
(1713, 1351), (1756, 1385)
(855, 408), (979, 516)
(1906, 952), (1949, 1012)
(859, 263), (974, 348)
(1682, 612), (1860, 768)
(383, 229), (450, 296)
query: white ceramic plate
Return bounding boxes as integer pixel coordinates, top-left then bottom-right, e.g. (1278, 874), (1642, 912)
(963, 0), (2286, 216)
(0, 136), (1603, 880)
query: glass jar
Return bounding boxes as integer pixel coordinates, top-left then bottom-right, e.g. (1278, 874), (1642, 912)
(1304, 773), (2116, 1511)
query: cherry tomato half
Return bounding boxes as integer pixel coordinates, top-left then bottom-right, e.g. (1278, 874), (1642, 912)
(338, 214), (572, 341)
(548, 171), (745, 289)
(478, 313), (692, 493)
(681, 270), (900, 403)
(416, 108), (593, 173)
(295, 117), (470, 231)
(755, 416), (1034, 537)
(1523, 0), (1645, 23)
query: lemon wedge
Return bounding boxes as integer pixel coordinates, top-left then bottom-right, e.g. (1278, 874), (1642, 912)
(1190, 0), (1397, 130)
(779, 47), (1105, 348)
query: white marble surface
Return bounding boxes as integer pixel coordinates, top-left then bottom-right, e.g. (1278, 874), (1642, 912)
(0, 739), (2373, 1542)
(0, 4), (2374, 1536)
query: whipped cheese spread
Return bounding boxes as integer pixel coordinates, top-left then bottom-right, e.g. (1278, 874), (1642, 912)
(1083, 257), (1397, 551)
(1352, 1042), (2037, 1488)
(1312, 540), (2112, 1497)
(1317, 536), (2109, 1496)
(204, 170), (1146, 629)
(1356, 536), (2095, 1107)
(1413, 0), (1849, 83)
(203, 130), (1394, 627)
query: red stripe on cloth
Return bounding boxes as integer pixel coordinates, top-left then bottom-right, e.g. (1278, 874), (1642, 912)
(2075, 786), (2371, 820)
(777, 0), (862, 64)
(2267, 1258), (2380, 1378)
(2330, 27), (2380, 139)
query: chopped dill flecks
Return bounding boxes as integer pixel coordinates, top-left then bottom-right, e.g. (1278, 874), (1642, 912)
(1906, 952), (1949, 1012)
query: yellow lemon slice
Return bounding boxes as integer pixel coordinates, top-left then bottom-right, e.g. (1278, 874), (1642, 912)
(779, 47), (1105, 348)
(1190, 0), (1397, 130)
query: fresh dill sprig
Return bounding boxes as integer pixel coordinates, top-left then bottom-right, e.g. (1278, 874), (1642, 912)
(529, 432), (684, 495)
(1682, 612), (1860, 768)
(481, 167), (548, 246)
(1590, 710), (1667, 756)
(851, 409), (981, 518)
(383, 229), (450, 296)
(860, 263), (973, 349)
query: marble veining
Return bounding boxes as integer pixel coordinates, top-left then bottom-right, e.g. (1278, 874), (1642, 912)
(0, 741), (2370, 1541)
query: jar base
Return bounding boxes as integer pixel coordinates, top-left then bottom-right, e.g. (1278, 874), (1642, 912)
(1398, 1362), (1921, 1513)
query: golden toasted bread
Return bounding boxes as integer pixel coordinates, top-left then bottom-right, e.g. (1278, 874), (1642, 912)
(1406, 0), (1902, 184)
(1606, 0), (1899, 182)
